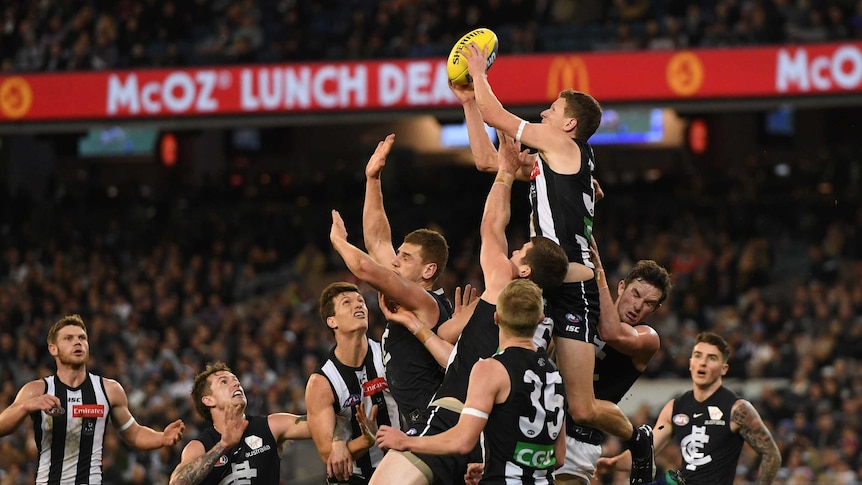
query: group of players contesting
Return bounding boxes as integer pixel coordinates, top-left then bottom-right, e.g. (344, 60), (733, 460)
(0, 31), (781, 485)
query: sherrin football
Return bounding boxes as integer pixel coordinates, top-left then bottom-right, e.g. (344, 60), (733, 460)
(447, 28), (499, 85)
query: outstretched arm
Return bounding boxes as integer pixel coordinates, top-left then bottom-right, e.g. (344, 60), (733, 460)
(362, 134), (398, 264)
(462, 43), (582, 175)
(106, 378), (184, 450)
(331, 210), (439, 321)
(376, 358), (505, 455)
(479, 133), (524, 300)
(268, 413), (310, 444)
(731, 400), (781, 485)
(450, 82), (498, 173)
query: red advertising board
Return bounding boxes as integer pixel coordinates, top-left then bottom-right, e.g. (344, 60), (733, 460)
(1, 42), (860, 122)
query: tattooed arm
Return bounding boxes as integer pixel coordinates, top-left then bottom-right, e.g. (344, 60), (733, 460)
(268, 412), (311, 444)
(730, 399), (781, 485)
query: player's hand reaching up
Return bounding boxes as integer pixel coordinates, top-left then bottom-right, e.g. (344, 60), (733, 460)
(365, 134), (395, 180)
(496, 130), (527, 175)
(461, 42), (490, 81)
(448, 81), (476, 104)
(219, 403), (248, 450)
(356, 402), (379, 446)
(330, 210), (348, 244)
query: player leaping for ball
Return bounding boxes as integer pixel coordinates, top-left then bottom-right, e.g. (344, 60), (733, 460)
(454, 43), (657, 485)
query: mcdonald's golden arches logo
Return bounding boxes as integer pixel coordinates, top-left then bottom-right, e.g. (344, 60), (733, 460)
(547, 56), (590, 99)
(666, 52), (704, 97)
(0, 76), (33, 120)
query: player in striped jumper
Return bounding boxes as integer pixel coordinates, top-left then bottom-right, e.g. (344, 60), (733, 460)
(0, 314), (185, 484)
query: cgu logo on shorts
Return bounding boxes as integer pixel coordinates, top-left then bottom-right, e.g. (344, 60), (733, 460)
(514, 441), (556, 469)
(72, 404), (106, 418)
(546, 56), (590, 100)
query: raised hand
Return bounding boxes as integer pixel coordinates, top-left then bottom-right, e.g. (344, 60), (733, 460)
(330, 210), (348, 244)
(448, 81), (476, 104)
(365, 134), (395, 180)
(460, 42), (489, 80)
(454, 284), (477, 315)
(356, 402), (379, 446)
(219, 403), (248, 449)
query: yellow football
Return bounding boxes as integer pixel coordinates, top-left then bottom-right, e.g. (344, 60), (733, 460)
(447, 28), (499, 85)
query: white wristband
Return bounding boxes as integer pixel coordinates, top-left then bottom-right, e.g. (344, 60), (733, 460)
(117, 416), (136, 432)
(462, 407), (489, 420)
(515, 120), (527, 143)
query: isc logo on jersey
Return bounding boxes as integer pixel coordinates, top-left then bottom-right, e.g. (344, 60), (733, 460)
(514, 442), (556, 469)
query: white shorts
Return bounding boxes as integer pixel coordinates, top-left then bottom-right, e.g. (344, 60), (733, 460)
(554, 435), (601, 483)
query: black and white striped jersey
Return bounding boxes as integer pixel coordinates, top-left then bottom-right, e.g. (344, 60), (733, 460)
(32, 373), (111, 485)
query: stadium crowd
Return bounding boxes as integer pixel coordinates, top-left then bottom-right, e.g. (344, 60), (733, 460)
(2, 0), (862, 72)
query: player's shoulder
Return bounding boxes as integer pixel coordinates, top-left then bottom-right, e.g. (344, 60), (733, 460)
(18, 379), (48, 396)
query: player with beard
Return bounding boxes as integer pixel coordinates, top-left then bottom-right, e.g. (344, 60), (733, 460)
(0, 314), (185, 484)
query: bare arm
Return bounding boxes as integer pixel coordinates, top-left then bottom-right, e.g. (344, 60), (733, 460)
(362, 134), (398, 264)
(731, 400), (781, 485)
(268, 413), (310, 444)
(449, 82), (499, 173)
(653, 399), (675, 456)
(479, 134), (524, 301)
(331, 210), (440, 323)
(462, 43), (582, 176)
(170, 403), (246, 485)
(106, 378), (184, 450)
(591, 238), (659, 368)
(306, 374), (373, 480)
(0, 380), (62, 437)
(376, 358), (505, 455)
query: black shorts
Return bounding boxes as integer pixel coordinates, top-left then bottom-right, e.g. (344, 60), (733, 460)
(410, 406), (482, 485)
(547, 280), (600, 343)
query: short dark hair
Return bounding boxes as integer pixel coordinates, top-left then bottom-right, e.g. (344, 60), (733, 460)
(47, 315), (87, 345)
(524, 237), (569, 290)
(497, 279), (544, 338)
(318, 282), (361, 322)
(191, 361), (232, 423)
(695, 332), (730, 363)
(404, 229), (449, 284)
(559, 90), (602, 140)
(624, 260), (673, 305)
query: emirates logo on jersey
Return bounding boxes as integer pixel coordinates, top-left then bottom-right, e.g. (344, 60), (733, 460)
(362, 377), (388, 396)
(530, 160), (541, 180)
(71, 404), (105, 418)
